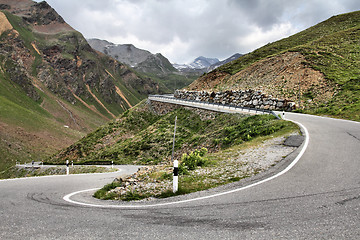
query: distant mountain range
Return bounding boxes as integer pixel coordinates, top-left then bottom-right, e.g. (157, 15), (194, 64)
(207, 53), (243, 72)
(173, 56), (219, 72)
(87, 39), (242, 92)
(87, 38), (196, 92)
(173, 54), (242, 73)
(88, 38), (242, 78)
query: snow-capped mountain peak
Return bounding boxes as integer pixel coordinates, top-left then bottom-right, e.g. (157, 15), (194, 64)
(173, 54), (242, 73)
(173, 56), (219, 71)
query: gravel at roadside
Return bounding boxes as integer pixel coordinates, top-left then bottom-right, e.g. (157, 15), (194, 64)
(106, 133), (300, 201)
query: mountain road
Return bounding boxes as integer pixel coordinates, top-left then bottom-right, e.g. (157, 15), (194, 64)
(0, 110), (359, 239)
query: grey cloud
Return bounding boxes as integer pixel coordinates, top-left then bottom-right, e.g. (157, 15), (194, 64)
(228, 0), (289, 29)
(42, 0), (360, 63)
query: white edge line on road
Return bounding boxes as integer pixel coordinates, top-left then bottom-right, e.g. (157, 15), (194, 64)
(63, 119), (309, 209)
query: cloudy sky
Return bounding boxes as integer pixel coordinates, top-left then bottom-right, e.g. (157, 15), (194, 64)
(39, 0), (359, 64)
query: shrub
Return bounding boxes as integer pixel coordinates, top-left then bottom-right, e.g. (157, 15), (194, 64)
(179, 148), (209, 175)
(93, 182), (121, 199)
(122, 191), (143, 201)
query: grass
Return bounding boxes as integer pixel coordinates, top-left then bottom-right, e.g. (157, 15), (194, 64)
(0, 8), (164, 174)
(294, 26), (360, 120)
(86, 101), (299, 201)
(94, 122), (299, 201)
(219, 11), (360, 76)
(0, 72), (63, 173)
(50, 100), (295, 166)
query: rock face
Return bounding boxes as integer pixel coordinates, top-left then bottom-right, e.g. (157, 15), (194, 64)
(0, 0), (161, 166)
(87, 38), (197, 92)
(0, 0), (161, 115)
(87, 39), (152, 67)
(174, 89), (296, 111)
(87, 38), (176, 74)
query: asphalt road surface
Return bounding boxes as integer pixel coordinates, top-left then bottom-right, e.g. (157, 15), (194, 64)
(1, 112), (359, 239)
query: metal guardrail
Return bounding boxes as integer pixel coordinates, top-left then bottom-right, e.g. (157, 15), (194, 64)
(148, 95), (280, 119)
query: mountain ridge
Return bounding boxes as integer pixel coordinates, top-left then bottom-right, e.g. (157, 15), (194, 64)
(87, 38), (153, 68)
(189, 10), (360, 121)
(207, 53), (243, 72)
(173, 56), (219, 71)
(0, 0), (161, 172)
(174, 54), (242, 73)
(87, 38), (199, 92)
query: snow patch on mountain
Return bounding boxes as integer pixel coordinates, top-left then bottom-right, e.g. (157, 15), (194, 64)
(174, 54), (242, 72)
(174, 56), (219, 70)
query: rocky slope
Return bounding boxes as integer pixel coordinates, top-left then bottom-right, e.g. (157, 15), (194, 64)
(0, 0), (161, 172)
(189, 11), (360, 120)
(87, 39), (156, 68)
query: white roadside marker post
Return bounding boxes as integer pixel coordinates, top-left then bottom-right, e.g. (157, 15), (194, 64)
(173, 160), (178, 193)
(171, 116), (178, 193)
(66, 160), (69, 175)
(111, 161), (114, 169)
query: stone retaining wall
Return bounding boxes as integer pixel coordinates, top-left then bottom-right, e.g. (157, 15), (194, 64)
(174, 90), (296, 111)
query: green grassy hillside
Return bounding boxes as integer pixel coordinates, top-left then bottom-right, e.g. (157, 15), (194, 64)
(0, 63), (86, 173)
(48, 100), (297, 165)
(0, 2), (161, 174)
(219, 11), (360, 76)
(191, 11), (360, 120)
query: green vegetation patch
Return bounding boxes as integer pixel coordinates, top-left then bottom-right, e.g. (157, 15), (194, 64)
(50, 100), (296, 169)
(219, 11), (360, 76)
(94, 123), (299, 201)
(293, 26), (360, 120)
